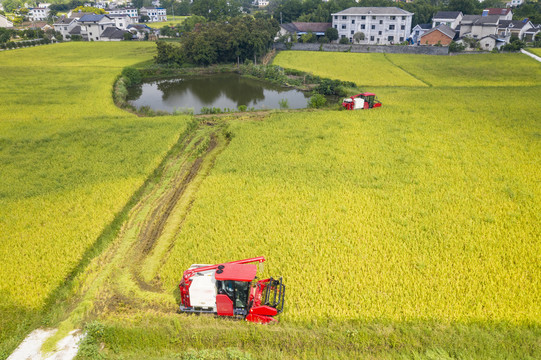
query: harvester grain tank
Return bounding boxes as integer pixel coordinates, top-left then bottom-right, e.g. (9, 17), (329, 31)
(178, 257), (285, 324)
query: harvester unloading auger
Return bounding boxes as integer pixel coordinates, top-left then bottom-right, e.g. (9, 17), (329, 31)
(178, 257), (285, 324)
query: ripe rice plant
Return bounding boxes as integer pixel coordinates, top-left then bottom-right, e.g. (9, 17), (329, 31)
(0, 42), (186, 351)
(273, 51), (427, 87)
(159, 54), (540, 324)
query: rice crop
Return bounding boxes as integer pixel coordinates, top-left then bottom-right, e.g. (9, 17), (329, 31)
(159, 53), (540, 324)
(0, 43), (185, 316)
(273, 51), (427, 87)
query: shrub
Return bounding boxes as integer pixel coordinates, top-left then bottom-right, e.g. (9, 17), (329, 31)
(238, 105), (247, 112)
(339, 37), (350, 45)
(121, 67), (142, 86)
(308, 94), (326, 108)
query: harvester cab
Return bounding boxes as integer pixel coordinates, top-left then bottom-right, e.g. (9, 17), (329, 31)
(342, 93), (382, 110)
(179, 257), (285, 324)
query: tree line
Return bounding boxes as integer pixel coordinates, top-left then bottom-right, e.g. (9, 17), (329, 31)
(155, 16), (279, 66)
(158, 0), (540, 28)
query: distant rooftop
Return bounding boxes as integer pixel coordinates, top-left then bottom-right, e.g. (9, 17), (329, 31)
(333, 7), (413, 16)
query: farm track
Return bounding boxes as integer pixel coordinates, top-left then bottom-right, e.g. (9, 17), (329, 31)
(41, 120), (231, 342)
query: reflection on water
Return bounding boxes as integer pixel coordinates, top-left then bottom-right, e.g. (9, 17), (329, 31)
(127, 73), (311, 114)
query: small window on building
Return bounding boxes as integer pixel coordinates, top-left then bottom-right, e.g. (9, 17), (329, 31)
(342, 16), (347, 20)
(351, 20), (355, 24)
(361, 16), (366, 20)
(342, 24), (346, 29)
(402, 16), (406, 20)
(379, 20), (383, 24)
(401, 25), (405, 30)
(400, 37), (404, 41)
(372, 16), (376, 20)
(378, 31), (382, 35)
(415, 30), (419, 35)
(361, 24), (365, 30)
(334, 25), (337, 29)
(351, 30), (354, 34)
(370, 36), (374, 41)
(334, 16), (338, 19)
(341, 35), (346, 38)
(371, 25), (375, 30)
(390, 16), (396, 20)
(389, 25), (395, 30)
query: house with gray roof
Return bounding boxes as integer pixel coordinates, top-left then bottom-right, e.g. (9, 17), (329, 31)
(53, 17), (79, 40)
(332, 7), (413, 45)
(459, 15), (500, 39)
(79, 14), (115, 41)
(432, 11), (463, 30)
(101, 26), (130, 41)
(409, 23), (431, 44)
(498, 19), (534, 40)
(420, 24), (456, 45)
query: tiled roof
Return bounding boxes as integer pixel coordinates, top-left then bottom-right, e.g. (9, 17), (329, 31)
(333, 7), (413, 16)
(291, 22), (332, 32)
(79, 14), (107, 22)
(101, 27), (127, 39)
(485, 8), (511, 16)
(498, 20), (529, 29)
(433, 11), (462, 20)
(421, 24), (456, 39)
(69, 25), (81, 34)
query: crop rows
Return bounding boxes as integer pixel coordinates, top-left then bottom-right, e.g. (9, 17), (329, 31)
(159, 53), (540, 323)
(0, 42), (185, 339)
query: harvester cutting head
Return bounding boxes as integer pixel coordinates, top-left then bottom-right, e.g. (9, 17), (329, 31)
(178, 257), (285, 324)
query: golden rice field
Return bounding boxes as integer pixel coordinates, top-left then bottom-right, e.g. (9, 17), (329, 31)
(159, 52), (541, 324)
(0, 42), (186, 345)
(273, 51), (541, 87)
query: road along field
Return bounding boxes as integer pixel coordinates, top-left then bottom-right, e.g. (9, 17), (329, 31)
(0, 42), (188, 357)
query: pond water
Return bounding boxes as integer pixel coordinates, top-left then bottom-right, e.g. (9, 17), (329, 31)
(127, 73), (312, 114)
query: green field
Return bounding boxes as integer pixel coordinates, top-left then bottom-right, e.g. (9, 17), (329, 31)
(143, 17), (189, 28)
(1, 47), (540, 359)
(0, 42), (187, 357)
(526, 48), (541, 57)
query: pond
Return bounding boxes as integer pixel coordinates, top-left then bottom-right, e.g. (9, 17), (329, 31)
(127, 73), (312, 114)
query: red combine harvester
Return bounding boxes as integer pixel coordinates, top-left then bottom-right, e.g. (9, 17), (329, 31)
(179, 257), (285, 324)
(342, 93), (382, 110)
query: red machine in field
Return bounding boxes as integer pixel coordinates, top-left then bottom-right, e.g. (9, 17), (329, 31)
(179, 257), (285, 324)
(342, 93), (382, 110)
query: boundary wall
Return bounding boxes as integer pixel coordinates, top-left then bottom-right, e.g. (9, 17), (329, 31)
(274, 42), (449, 55)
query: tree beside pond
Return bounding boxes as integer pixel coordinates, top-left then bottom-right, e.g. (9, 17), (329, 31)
(155, 16), (279, 66)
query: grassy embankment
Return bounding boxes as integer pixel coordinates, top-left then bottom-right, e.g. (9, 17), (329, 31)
(0, 42), (189, 358)
(75, 52), (540, 359)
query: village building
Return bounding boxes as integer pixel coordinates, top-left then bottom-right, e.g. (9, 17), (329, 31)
(420, 24), (456, 45)
(332, 7), (413, 45)
(431, 11), (463, 30)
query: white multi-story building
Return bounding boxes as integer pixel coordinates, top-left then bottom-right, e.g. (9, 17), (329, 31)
(332, 7), (413, 44)
(108, 13), (135, 29)
(140, 7), (167, 22)
(29, 7), (50, 21)
(106, 7), (139, 21)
